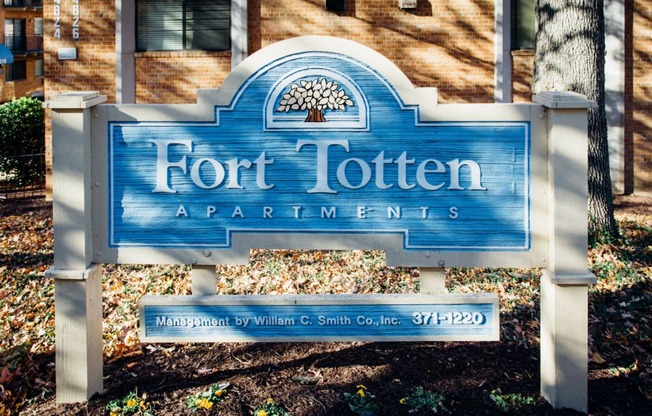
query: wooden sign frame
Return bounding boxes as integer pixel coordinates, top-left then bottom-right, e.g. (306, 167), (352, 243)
(45, 36), (595, 412)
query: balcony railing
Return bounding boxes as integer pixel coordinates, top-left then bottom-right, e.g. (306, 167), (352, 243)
(3, 35), (43, 53)
(3, 0), (43, 7)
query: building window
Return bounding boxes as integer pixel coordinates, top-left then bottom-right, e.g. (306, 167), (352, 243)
(35, 17), (43, 36)
(35, 58), (44, 77)
(34, 18), (44, 52)
(5, 60), (26, 81)
(136, 0), (231, 52)
(4, 19), (26, 51)
(511, 0), (535, 50)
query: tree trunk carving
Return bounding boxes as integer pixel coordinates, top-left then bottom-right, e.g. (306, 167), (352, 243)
(305, 108), (327, 122)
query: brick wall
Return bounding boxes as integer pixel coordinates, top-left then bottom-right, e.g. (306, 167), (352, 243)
(628, 1), (652, 193)
(134, 51), (232, 103)
(511, 50), (534, 103)
(43, 0), (116, 101)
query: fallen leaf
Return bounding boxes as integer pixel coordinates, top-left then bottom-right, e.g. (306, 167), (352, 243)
(592, 351), (607, 364)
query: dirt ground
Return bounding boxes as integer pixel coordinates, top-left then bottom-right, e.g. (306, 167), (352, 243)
(613, 194), (652, 217)
(4, 195), (651, 415)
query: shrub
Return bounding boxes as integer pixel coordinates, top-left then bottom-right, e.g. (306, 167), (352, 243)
(0, 97), (45, 187)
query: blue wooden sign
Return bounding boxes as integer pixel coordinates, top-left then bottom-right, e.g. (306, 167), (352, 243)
(109, 51), (530, 252)
(139, 294), (499, 342)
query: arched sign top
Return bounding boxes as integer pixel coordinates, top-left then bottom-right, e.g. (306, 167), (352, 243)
(217, 36), (437, 122)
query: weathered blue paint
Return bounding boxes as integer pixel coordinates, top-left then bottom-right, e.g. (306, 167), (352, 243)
(141, 300), (497, 342)
(109, 52), (530, 251)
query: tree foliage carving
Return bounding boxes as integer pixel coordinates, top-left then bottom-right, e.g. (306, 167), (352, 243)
(276, 78), (354, 122)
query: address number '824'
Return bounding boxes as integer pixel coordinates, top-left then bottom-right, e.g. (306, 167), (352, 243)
(412, 311), (486, 325)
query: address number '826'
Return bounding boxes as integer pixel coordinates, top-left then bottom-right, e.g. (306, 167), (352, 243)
(412, 311), (486, 325)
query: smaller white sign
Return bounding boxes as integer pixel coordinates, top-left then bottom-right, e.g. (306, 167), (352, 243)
(58, 48), (77, 61)
(140, 293), (500, 342)
(399, 0), (418, 9)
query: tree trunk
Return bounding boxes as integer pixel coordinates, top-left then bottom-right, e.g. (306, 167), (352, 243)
(533, 0), (618, 239)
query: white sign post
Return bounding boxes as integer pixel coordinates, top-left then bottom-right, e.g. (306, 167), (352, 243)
(535, 91), (598, 411)
(44, 92), (107, 402)
(45, 37), (595, 412)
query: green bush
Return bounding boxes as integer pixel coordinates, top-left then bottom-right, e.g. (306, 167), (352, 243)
(0, 97), (45, 187)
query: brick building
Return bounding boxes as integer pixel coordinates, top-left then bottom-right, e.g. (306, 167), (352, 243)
(42, 0), (650, 194)
(0, 0), (44, 102)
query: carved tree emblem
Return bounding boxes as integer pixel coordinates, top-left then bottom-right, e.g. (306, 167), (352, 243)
(276, 78), (354, 122)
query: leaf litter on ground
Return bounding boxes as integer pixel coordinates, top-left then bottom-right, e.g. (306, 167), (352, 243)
(1, 196), (650, 415)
